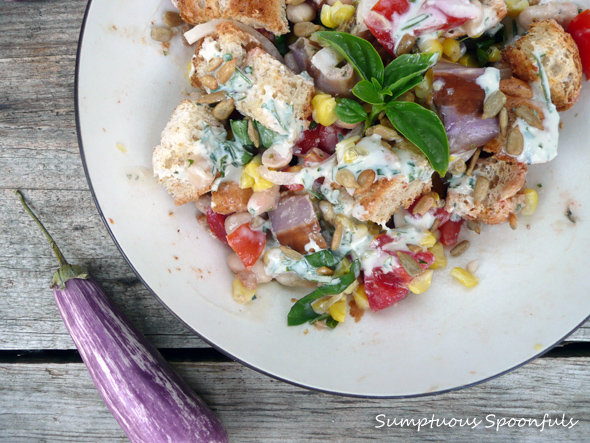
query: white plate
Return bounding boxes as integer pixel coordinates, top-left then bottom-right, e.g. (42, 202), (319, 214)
(77, 0), (590, 397)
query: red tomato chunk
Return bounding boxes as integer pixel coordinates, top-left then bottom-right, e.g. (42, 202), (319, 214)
(226, 223), (267, 269)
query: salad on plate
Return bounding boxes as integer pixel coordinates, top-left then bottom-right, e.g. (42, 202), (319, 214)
(151, 0), (588, 329)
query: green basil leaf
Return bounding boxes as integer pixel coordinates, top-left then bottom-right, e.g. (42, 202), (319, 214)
(274, 34), (289, 56)
(476, 46), (488, 65)
(326, 317), (339, 329)
(253, 121), (282, 149)
(304, 249), (340, 268)
(383, 52), (439, 88)
(314, 31), (384, 83)
(335, 98), (367, 124)
(287, 260), (360, 326)
(230, 120), (253, 146)
(385, 101), (449, 176)
(352, 80), (385, 105)
(388, 74), (425, 100)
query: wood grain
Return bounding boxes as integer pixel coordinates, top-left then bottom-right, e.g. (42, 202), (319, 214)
(1, 358), (589, 442)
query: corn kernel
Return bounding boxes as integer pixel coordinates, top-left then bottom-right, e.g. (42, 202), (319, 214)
(458, 54), (479, 67)
(488, 45), (502, 63)
(415, 68), (433, 99)
(353, 283), (370, 310)
(312, 93), (338, 126)
(420, 230), (436, 248)
(522, 188), (539, 216)
(329, 297), (347, 322)
(408, 269), (433, 294)
(232, 278), (256, 304)
(419, 38), (443, 54)
(321, 1), (355, 28)
(450, 267), (479, 288)
(428, 242), (447, 269)
(505, 0), (529, 17)
(242, 155), (274, 191)
(442, 38), (461, 62)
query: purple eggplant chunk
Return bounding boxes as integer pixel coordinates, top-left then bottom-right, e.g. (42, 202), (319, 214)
(16, 191), (228, 443)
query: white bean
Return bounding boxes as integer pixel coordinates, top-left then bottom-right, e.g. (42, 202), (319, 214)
(327, 0), (353, 4)
(250, 259), (272, 284)
(247, 185), (280, 216)
(287, 2), (316, 23)
(276, 272), (318, 287)
(225, 212), (252, 235)
(261, 147), (293, 169)
(194, 194), (211, 214)
(227, 252), (246, 274)
(518, 2), (579, 30)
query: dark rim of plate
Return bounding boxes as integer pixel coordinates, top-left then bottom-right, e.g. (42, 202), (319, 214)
(74, 0), (590, 399)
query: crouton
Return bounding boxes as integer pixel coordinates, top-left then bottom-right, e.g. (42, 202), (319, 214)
(211, 181), (253, 214)
(502, 19), (582, 111)
(354, 178), (432, 226)
(177, 0), (289, 35)
(446, 155), (527, 224)
(152, 100), (221, 205)
(443, 0), (507, 38)
(191, 22), (264, 89)
(352, 146), (433, 226)
(236, 47), (314, 134)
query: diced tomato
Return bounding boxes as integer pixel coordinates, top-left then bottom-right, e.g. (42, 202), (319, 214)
(364, 250), (435, 311)
(568, 10), (590, 79)
(293, 125), (321, 157)
(365, 0), (478, 56)
(206, 208), (229, 245)
(434, 207), (452, 227)
(438, 219), (463, 246)
(318, 124), (349, 153)
(226, 223), (267, 269)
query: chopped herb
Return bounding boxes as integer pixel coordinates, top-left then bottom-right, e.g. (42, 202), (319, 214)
(187, 159), (194, 166)
(223, 54), (233, 61)
(163, 50), (168, 56)
(566, 207), (576, 224)
(326, 317), (339, 329)
(537, 183), (543, 188)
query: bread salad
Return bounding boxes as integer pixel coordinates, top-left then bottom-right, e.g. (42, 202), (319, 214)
(152, 0), (589, 328)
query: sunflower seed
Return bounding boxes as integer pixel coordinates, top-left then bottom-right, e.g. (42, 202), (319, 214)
(150, 26), (172, 42)
(515, 105), (543, 130)
(466, 147), (481, 176)
(413, 194), (435, 216)
(482, 90), (506, 119)
(431, 218), (441, 232)
(294, 21), (321, 38)
(407, 244), (423, 253)
(197, 91), (227, 104)
(286, 0), (305, 4)
(199, 75), (218, 90)
(356, 169), (376, 192)
(509, 213), (518, 230)
(206, 57), (223, 72)
(499, 107), (508, 136)
(453, 158), (467, 175)
(396, 34), (416, 56)
(216, 58), (237, 85)
(331, 222), (343, 251)
(396, 251), (423, 278)
(316, 266), (335, 276)
(280, 245), (304, 261)
(247, 119), (260, 148)
(506, 126), (524, 156)
(163, 11), (185, 27)
(372, 124), (403, 141)
(473, 176), (490, 204)
(335, 169), (359, 188)
(450, 240), (470, 257)
(212, 99), (235, 120)
(466, 220), (481, 234)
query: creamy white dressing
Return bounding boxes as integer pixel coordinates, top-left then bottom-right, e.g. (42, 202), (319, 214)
(211, 164), (242, 191)
(475, 67), (500, 102)
(513, 49), (560, 165)
(447, 172), (477, 207)
(199, 38), (223, 62)
(263, 248), (337, 284)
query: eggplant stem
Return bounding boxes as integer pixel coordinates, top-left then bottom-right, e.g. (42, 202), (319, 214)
(15, 190), (69, 268)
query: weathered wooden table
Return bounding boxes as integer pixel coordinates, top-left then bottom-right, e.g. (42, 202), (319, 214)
(1, 1), (589, 441)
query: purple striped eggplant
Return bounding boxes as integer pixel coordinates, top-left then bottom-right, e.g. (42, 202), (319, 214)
(16, 191), (228, 443)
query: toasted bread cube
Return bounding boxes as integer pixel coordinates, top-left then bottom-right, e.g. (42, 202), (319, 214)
(502, 19), (582, 111)
(211, 181), (253, 214)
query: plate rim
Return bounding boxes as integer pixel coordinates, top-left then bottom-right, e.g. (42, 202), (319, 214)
(74, 0), (590, 398)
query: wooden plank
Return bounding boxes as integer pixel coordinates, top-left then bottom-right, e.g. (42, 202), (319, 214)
(1, 358), (589, 442)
